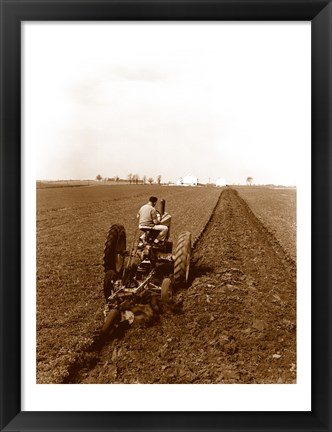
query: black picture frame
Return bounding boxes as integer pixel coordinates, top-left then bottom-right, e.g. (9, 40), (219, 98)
(1, 0), (331, 431)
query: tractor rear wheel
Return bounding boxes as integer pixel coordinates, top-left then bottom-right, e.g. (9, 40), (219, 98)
(101, 309), (121, 338)
(161, 278), (173, 301)
(103, 224), (126, 276)
(174, 231), (191, 287)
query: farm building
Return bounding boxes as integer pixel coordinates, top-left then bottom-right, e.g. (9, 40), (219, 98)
(216, 177), (227, 187)
(176, 173), (198, 186)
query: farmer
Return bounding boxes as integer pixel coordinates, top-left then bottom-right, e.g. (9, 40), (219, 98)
(137, 196), (168, 243)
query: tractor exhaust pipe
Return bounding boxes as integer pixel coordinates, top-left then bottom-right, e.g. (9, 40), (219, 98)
(160, 199), (165, 216)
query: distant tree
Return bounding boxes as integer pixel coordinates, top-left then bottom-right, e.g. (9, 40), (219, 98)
(148, 177), (154, 185)
(132, 174), (140, 185)
(127, 173), (133, 184)
(114, 176), (119, 182)
(96, 174), (102, 181)
(142, 175), (147, 185)
(246, 176), (253, 186)
(157, 175), (162, 185)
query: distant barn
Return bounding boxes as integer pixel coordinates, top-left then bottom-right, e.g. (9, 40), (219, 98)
(176, 174), (198, 187)
(216, 178), (227, 187)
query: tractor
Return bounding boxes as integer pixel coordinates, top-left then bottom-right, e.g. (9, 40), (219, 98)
(101, 199), (191, 337)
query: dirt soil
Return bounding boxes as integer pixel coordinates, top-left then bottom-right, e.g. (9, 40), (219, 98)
(69, 188), (296, 384)
(36, 185), (220, 383)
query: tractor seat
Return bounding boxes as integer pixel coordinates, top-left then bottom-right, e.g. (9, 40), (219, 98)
(139, 227), (153, 233)
(139, 227), (159, 244)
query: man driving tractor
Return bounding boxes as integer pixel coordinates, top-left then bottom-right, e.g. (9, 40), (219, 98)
(137, 196), (169, 244)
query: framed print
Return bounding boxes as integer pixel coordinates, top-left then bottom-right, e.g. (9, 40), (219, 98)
(0, 0), (331, 431)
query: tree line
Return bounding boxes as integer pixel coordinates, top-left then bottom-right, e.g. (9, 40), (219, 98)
(96, 174), (254, 185)
(96, 174), (162, 185)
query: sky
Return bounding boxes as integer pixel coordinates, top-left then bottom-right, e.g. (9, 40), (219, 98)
(23, 22), (310, 185)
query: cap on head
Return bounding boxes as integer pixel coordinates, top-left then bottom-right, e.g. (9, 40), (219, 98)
(149, 196), (158, 203)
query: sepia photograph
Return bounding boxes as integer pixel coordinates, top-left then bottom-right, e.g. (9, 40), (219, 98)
(22, 21), (310, 410)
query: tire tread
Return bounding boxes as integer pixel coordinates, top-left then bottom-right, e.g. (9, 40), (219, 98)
(174, 231), (191, 286)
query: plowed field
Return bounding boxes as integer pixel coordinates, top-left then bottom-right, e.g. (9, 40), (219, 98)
(234, 186), (296, 262)
(71, 188), (296, 384)
(36, 185), (221, 383)
(37, 185), (296, 384)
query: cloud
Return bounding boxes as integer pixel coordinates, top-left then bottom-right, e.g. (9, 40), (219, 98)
(110, 65), (166, 83)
